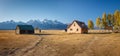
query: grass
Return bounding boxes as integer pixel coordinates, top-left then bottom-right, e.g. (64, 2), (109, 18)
(0, 30), (120, 56)
(0, 30), (39, 56)
(0, 30), (38, 48)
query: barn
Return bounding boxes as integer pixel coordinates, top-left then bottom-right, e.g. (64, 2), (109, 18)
(15, 25), (34, 34)
(67, 20), (88, 33)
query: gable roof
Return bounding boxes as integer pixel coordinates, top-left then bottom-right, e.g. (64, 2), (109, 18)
(17, 25), (34, 30)
(67, 20), (88, 29)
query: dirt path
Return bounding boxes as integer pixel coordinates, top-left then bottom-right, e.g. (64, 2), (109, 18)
(74, 36), (99, 56)
(8, 35), (44, 56)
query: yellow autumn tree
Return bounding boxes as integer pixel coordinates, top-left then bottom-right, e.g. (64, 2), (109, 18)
(107, 13), (114, 26)
(102, 13), (107, 28)
(88, 20), (94, 29)
(96, 16), (101, 29)
(114, 10), (120, 30)
(114, 10), (120, 25)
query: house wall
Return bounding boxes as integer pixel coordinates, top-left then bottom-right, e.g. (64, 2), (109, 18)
(67, 22), (82, 33)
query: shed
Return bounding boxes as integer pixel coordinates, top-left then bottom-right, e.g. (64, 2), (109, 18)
(15, 25), (34, 34)
(34, 27), (41, 34)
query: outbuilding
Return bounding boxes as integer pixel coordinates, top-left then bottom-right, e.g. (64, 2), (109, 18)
(15, 25), (34, 34)
(34, 27), (41, 34)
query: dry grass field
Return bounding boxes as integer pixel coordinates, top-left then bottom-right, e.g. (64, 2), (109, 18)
(0, 30), (120, 56)
(0, 30), (40, 56)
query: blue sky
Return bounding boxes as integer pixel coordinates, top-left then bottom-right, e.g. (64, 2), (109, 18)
(0, 0), (120, 24)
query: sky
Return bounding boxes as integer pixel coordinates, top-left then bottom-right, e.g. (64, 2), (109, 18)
(0, 0), (120, 24)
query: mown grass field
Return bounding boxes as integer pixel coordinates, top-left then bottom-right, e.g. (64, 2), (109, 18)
(0, 30), (120, 56)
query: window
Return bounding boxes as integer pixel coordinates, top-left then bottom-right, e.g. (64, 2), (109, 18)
(70, 29), (72, 31)
(76, 29), (79, 31)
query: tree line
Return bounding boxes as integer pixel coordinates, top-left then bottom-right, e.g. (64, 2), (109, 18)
(88, 10), (120, 31)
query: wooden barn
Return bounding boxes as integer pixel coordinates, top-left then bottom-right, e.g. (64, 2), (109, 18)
(15, 25), (34, 34)
(67, 20), (88, 33)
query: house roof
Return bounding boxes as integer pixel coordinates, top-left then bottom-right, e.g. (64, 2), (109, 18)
(17, 25), (34, 30)
(67, 20), (88, 29)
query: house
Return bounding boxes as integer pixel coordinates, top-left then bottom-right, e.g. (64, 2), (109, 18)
(34, 27), (41, 34)
(67, 20), (88, 33)
(15, 25), (34, 34)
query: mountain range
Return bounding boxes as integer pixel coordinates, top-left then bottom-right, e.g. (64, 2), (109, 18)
(0, 19), (67, 30)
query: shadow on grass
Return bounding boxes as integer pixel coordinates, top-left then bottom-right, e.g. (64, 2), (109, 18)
(16, 33), (66, 36)
(16, 33), (54, 35)
(34, 33), (57, 35)
(16, 32), (115, 36)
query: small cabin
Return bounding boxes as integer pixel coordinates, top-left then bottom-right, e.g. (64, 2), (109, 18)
(67, 20), (88, 34)
(16, 25), (34, 34)
(34, 27), (41, 34)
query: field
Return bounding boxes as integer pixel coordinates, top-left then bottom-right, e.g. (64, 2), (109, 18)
(0, 30), (120, 56)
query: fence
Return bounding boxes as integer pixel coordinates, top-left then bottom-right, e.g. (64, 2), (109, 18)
(88, 30), (113, 33)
